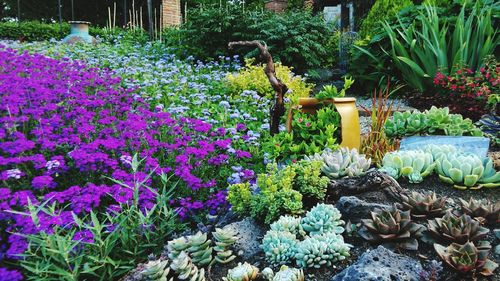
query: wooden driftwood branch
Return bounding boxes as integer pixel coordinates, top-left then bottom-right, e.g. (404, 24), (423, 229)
(326, 170), (404, 201)
(228, 40), (288, 135)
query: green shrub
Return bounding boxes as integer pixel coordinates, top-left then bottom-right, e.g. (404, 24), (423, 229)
(0, 21), (148, 43)
(165, 4), (331, 73)
(359, 0), (413, 38)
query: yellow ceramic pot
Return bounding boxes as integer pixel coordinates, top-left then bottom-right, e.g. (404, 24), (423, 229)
(298, 97), (360, 150)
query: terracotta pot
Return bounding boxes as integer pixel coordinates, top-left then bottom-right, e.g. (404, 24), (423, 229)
(294, 97), (361, 150)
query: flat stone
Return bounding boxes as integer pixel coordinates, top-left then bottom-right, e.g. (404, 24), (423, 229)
(332, 246), (423, 281)
(223, 217), (265, 261)
(335, 196), (391, 223)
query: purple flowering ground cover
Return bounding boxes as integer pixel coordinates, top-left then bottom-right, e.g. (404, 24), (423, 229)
(0, 46), (255, 278)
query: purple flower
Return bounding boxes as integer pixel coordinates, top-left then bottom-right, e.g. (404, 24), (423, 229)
(31, 175), (57, 190)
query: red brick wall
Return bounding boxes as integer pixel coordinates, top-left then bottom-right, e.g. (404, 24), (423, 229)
(264, 0), (288, 13)
(162, 0), (181, 26)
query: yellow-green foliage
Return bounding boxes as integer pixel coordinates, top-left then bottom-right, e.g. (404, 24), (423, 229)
(226, 59), (313, 100)
(293, 160), (329, 200)
(227, 160), (329, 224)
(359, 0), (413, 38)
(227, 183), (253, 214)
(228, 163), (303, 224)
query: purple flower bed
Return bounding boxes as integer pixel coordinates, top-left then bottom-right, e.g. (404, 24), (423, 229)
(0, 46), (253, 265)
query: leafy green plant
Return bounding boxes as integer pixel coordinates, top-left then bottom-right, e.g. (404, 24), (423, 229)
(379, 3), (498, 92)
(263, 103), (341, 162)
(315, 77), (354, 100)
(300, 204), (345, 236)
(17, 161), (181, 281)
(425, 212), (489, 244)
(306, 147), (371, 179)
(358, 205), (425, 250)
(397, 191), (449, 219)
(379, 150), (436, 183)
(434, 241), (498, 276)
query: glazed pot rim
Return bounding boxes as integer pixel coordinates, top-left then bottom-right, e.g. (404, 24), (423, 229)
(68, 21), (91, 25)
(299, 97), (356, 103)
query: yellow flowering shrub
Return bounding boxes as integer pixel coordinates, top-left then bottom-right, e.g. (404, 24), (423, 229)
(226, 59), (313, 100)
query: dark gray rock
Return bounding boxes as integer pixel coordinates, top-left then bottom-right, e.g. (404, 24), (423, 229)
(223, 217), (265, 261)
(335, 196), (391, 223)
(332, 246), (423, 281)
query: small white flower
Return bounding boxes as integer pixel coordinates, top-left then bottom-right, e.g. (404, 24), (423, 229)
(45, 160), (61, 170)
(6, 169), (22, 179)
(120, 155), (133, 166)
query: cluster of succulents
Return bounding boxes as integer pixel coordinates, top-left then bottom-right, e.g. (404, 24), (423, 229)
(397, 191), (449, 219)
(170, 252), (206, 281)
(425, 212), (489, 244)
(434, 241), (498, 276)
(435, 152), (500, 189)
(358, 205), (425, 250)
(262, 203), (351, 269)
(261, 230), (298, 265)
(166, 227), (238, 269)
(140, 259), (173, 281)
(306, 147), (371, 179)
(223, 262), (259, 281)
(424, 144), (457, 160)
(300, 203), (345, 235)
(268, 266), (305, 281)
(213, 227), (239, 264)
(379, 150), (436, 183)
(384, 106), (483, 138)
(270, 215), (305, 237)
(458, 198), (500, 225)
(295, 232), (351, 269)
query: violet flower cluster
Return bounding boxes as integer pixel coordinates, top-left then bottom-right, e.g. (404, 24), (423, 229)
(0, 46), (253, 267)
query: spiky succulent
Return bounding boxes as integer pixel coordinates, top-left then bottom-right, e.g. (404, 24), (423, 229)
(270, 215), (305, 237)
(166, 236), (190, 261)
(379, 150), (435, 183)
(306, 147), (371, 179)
(262, 230), (298, 265)
(426, 212), (489, 244)
(358, 205), (425, 250)
(459, 198), (500, 225)
(435, 241), (498, 276)
(294, 232), (350, 269)
(140, 259), (173, 281)
(424, 144), (457, 161)
(435, 153), (500, 189)
(170, 252), (206, 281)
(186, 232), (213, 267)
(300, 203), (345, 235)
(272, 265), (305, 281)
(397, 191), (449, 219)
(212, 226), (238, 264)
(223, 262), (259, 281)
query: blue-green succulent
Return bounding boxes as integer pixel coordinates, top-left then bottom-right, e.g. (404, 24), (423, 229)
(261, 230), (298, 266)
(379, 150), (435, 183)
(300, 203), (345, 235)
